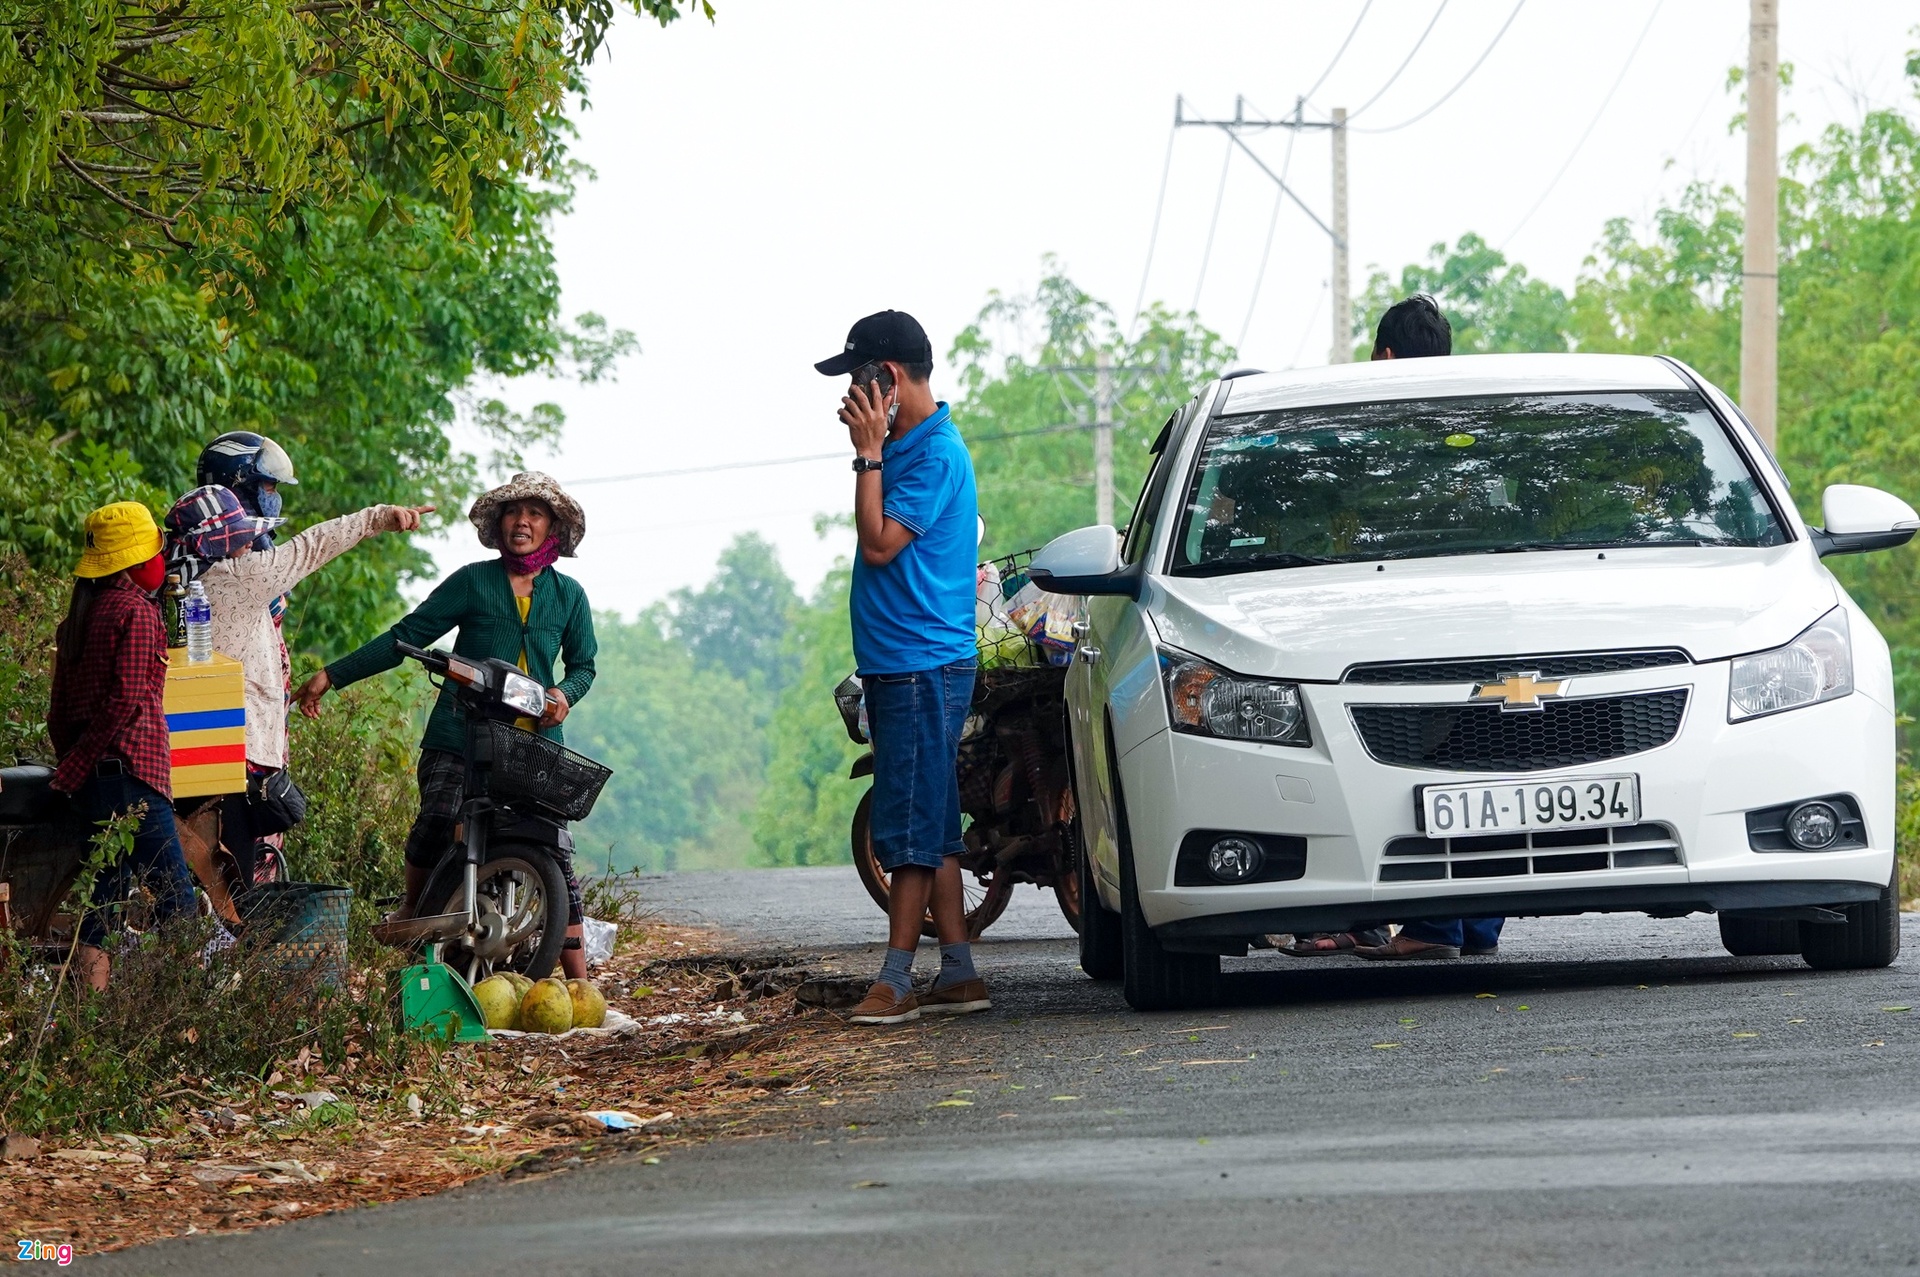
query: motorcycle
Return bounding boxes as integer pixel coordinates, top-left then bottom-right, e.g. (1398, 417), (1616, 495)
(365, 641), (611, 985)
(0, 768), (258, 945)
(836, 553), (1083, 941)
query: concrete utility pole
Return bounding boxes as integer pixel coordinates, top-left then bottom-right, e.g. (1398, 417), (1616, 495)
(1093, 351), (1116, 527)
(1175, 96), (1350, 365)
(1046, 351), (1165, 527)
(1740, 0), (1779, 447)
(1330, 107), (1351, 364)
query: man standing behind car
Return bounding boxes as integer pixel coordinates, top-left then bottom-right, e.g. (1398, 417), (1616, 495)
(1354, 295), (1505, 962)
(818, 310), (987, 1024)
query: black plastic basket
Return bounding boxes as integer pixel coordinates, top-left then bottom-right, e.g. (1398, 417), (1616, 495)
(479, 721), (612, 822)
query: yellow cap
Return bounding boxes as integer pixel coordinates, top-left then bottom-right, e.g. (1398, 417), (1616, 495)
(76, 502), (163, 579)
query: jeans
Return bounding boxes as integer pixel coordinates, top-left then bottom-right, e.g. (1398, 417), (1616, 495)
(75, 771), (197, 947)
(865, 661), (976, 872)
(1400, 916), (1505, 951)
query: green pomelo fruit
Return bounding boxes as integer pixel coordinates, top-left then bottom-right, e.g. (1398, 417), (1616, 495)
(566, 979), (608, 1029)
(472, 975), (521, 1031)
(520, 978), (574, 1034)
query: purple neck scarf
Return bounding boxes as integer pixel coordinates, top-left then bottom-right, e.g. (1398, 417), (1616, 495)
(501, 536), (561, 577)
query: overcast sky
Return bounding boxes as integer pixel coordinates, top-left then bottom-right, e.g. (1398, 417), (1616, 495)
(426, 0), (1920, 616)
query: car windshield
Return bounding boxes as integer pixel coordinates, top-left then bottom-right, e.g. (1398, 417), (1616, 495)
(1169, 391), (1786, 575)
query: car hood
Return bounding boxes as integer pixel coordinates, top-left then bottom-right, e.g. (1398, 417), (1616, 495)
(1147, 545), (1837, 682)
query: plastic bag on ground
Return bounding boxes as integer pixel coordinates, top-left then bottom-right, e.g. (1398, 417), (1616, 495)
(582, 915), (617, 968)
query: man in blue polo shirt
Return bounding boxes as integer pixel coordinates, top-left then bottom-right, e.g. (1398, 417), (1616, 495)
(817, 310), (985, 1025)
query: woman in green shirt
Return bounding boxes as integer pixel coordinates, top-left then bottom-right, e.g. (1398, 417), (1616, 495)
(295, 473), (598, 976)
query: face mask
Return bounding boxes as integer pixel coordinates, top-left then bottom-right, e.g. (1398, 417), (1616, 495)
(253, 485), (283, 519)
(126, 554), (167, 593)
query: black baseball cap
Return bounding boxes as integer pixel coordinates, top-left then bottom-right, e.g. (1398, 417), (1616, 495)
(814, 310), (933, 376)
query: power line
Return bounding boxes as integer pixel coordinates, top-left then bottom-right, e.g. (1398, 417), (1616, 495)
(1500, 0), (1664, 250)
(1345, 0), (1450, 121)
(1126, 119), (1179, 339)
(1190, 132), (1236, 312)
(561, 421), (1105, 487)
(1236, 110), (1300, 352)
(1353, 0), (1526, 134)
(1302, 1), (1374, 104)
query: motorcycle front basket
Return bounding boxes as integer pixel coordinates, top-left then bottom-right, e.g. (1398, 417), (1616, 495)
(479, 721), (612, 822)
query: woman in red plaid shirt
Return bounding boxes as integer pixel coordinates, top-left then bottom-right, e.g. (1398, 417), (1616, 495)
(47, 502), (198, 990)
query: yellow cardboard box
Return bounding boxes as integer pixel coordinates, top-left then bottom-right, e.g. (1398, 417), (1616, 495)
(164, 650), (247, 798)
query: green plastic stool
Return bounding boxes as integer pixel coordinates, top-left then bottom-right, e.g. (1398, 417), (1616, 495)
(394, 959), (489, 1043)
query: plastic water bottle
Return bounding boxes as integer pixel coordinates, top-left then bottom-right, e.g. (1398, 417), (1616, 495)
(184, 580), (213, 664)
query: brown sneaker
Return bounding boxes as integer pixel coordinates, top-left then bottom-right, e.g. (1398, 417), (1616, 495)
(919, 978), (991, 1015)
(846, 983), (920, 1025)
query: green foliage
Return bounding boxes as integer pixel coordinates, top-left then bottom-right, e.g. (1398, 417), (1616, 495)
(668, 531), (800, 694)
(0, 554), (70, 764)
(1568, 183), (1746, 386)
(0, 0), (707, 256)
(566, 604), (765, 871)
(0, 915), (424, 1136)
(283, 677), (431, 943)
(1356, 232), (1575, 357)
(0, 0), (673, 652)
(952, 262), (1236, 557)
(751, 564), (862, 868)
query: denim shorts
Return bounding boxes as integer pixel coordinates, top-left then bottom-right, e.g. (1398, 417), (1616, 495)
(865, 661), (976, 872)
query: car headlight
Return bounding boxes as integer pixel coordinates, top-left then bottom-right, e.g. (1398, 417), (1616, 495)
(1727, 607), (1852, 722)
(1159, 648), (1310, 746)
(500, 669), (549, 719)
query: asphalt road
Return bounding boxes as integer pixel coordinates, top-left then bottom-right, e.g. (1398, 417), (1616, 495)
(97, 868), (1920, 1276)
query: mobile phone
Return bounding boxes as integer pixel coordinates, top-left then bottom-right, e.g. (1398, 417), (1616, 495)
(851, 361), (895, 398)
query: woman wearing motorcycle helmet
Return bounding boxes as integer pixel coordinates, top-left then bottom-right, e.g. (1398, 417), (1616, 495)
(164, 484), (433, 888)
(196, 431), (299, 545)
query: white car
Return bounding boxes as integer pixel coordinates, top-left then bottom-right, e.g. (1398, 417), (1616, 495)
(1032, 353), (1916, 1011)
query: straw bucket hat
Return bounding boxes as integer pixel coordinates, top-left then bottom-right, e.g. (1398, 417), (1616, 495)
(467, 472), (586, 556)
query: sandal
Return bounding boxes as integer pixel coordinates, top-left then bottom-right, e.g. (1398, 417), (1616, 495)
(1280, 931), (1361, 957)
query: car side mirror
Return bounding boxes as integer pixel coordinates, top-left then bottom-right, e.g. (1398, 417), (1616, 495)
(1029, 525), (1142, 599)
(1811, 484), (1920, 557)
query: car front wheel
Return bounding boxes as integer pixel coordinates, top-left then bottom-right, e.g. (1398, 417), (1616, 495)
(1076, 815), (1122, 982)
(1799, 879), (1902, 971)
(1109, 739), (1218, 1011)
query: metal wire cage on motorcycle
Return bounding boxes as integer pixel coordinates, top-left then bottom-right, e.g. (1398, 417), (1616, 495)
(478, 721), (612, 822)
(978, 547), (1049, 669)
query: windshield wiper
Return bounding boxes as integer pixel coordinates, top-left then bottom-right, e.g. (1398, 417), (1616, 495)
(1173, 551), (1336, 577)
(1486, 538), (1713, 554)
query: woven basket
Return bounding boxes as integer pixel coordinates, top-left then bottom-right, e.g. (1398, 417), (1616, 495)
(240, 882), (351, 991)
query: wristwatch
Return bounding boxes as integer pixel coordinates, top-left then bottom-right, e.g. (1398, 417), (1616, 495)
(852, 456), (883, 473)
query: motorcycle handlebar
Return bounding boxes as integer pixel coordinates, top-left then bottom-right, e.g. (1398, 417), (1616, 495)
(394, 640), (449, 672)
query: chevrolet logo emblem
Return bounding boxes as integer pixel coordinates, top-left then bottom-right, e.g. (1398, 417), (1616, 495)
(1471, 671), (1567, 712)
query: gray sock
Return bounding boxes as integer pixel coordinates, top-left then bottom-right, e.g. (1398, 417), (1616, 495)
(934, 941), (977, 989)
(875, 946), (915, 998)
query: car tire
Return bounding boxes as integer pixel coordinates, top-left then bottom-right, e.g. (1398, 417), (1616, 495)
(1799, 879), (1902, 971)
(1076, 815), (1123, 982)
(1109, 729), (1219, 1011)
(1718, 915), (1801, 957)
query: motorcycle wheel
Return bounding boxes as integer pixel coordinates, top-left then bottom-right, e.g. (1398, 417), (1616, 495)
(1050, 776), (1083, 935)
(415, 842), (569, 986)
(850, 789), (1011, 940)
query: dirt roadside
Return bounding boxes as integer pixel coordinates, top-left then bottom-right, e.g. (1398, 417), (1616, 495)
(2, 923), (917, 1254)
